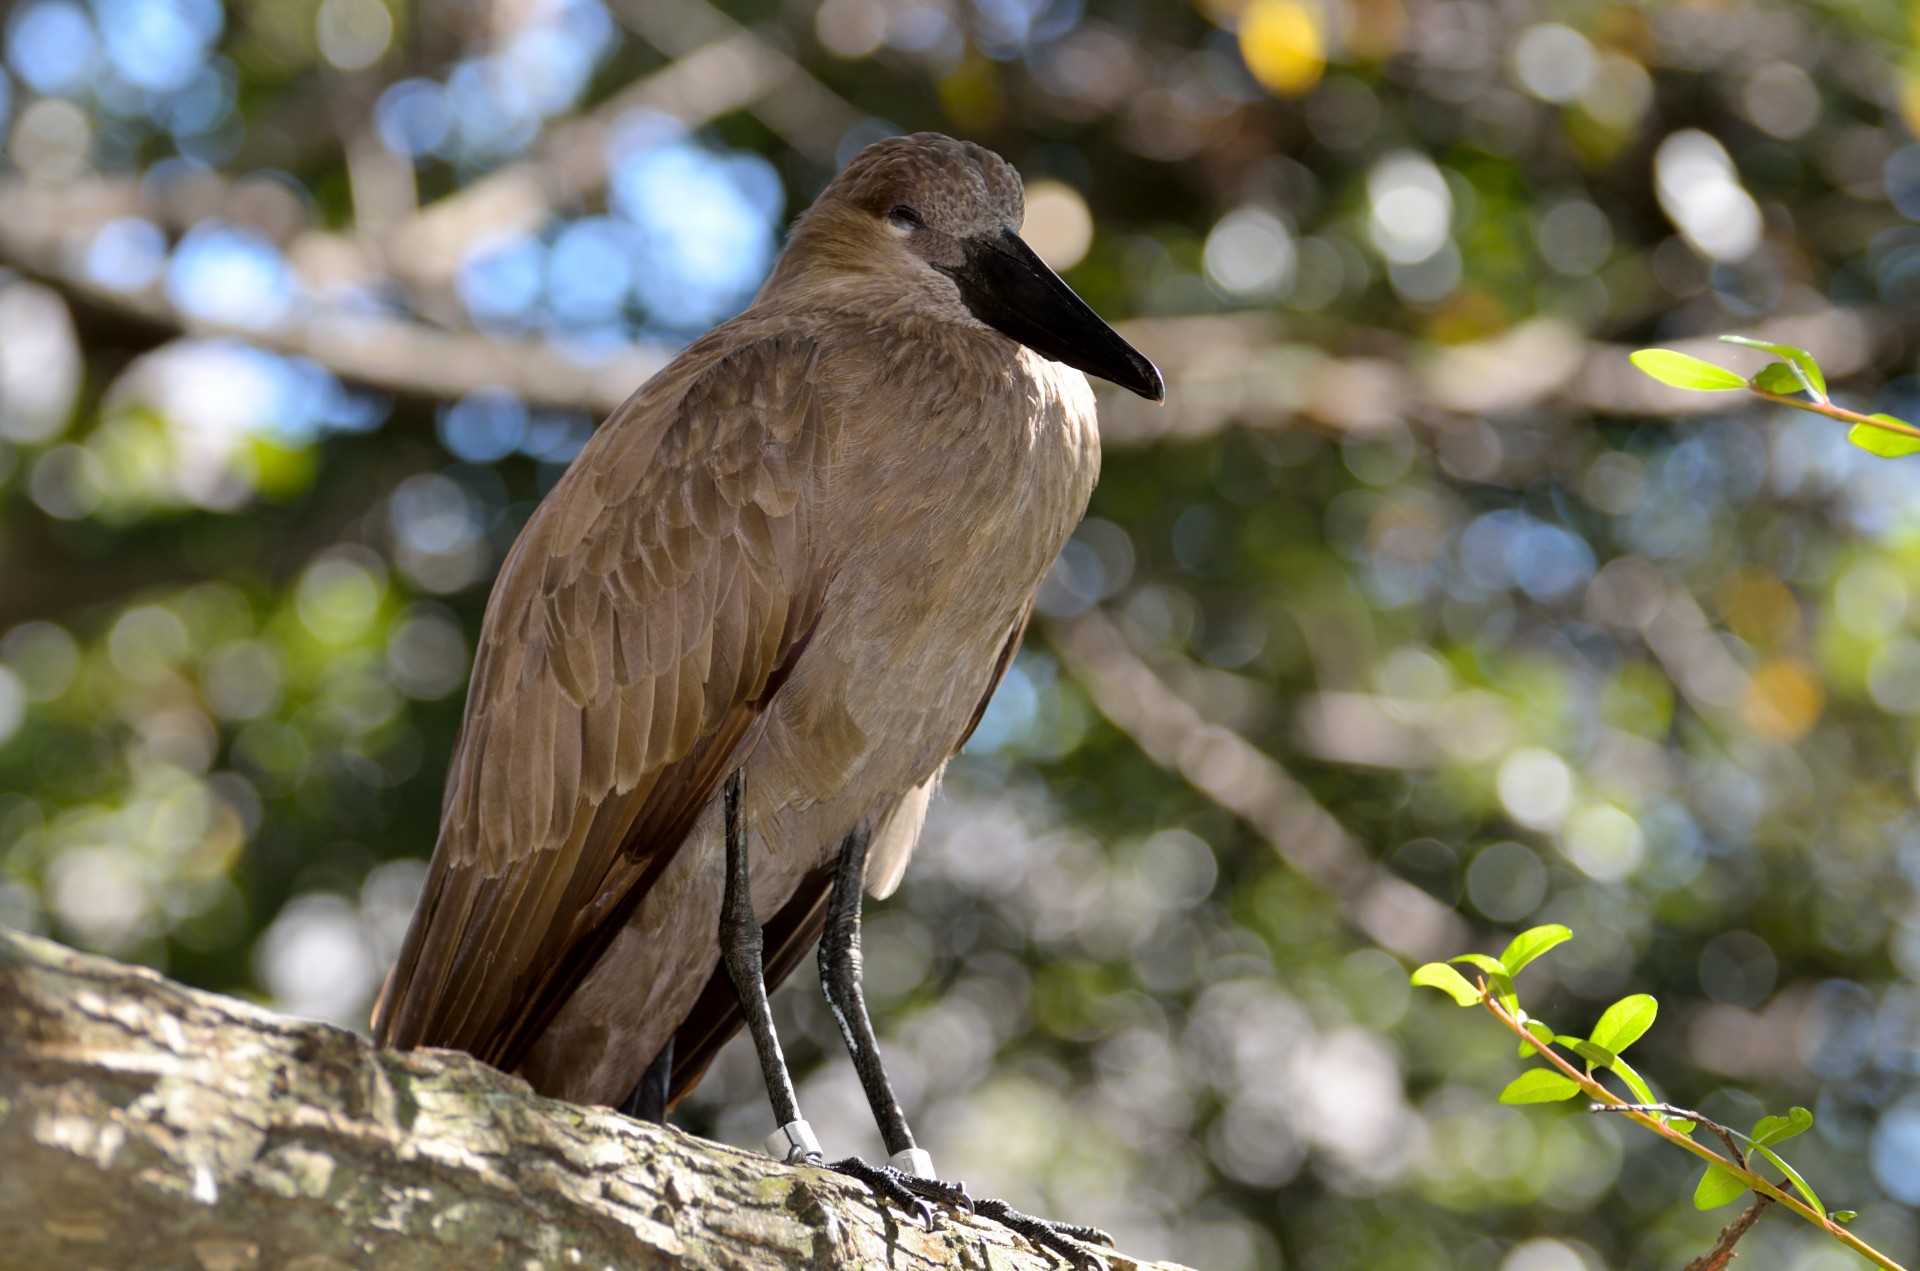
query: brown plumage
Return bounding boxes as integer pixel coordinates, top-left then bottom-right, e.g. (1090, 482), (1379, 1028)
(373, 132), (1160, 1113)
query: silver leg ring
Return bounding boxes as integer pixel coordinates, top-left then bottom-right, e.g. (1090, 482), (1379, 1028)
(889, 1147), (935, 1178)
(765, 1119), (822, 1163)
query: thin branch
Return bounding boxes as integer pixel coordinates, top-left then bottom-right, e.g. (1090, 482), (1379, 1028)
(1045, 608), (1471, 962)
(0, 186), (669, 414)
(1748, 387), (1920, 438)
(1482, 994), (1905, 1271)
(1589, 1102), (1745, 1168)
(1681, 1196), (1776, 1271)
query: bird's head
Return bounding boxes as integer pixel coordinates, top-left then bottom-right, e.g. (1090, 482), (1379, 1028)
(786, 132), (1164, 403)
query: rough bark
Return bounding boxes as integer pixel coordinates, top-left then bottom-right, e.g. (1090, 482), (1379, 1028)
(0, 929), (1190, 1271)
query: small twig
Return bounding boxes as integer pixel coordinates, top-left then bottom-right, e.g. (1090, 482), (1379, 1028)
(1681, 1194), (1775, 1271)
(1749, 388), (1920, 438)
(1589, 1103), (1745, 1168)
(1476, 992), (1907, 1271)
(1590, 1102), (1780, 1269)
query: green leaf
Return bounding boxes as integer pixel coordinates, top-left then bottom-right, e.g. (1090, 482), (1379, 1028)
(1450, 953), (1507, 976)
(1590, 994), (1657, 1055)
(1518, 1019), (1555, 1058)
(1411, 962), (1482, 1005)
(1630, 349), (1749, 391)
(1751, 362), (1805, 395)
(1833, 1211), (1858, 1224)
(1846, 418), (1920, 458)
(1755, 1145), (1824, 1217)
(1751, 1106), (1813, 1148)
(1498, 1069), (1584, 1104)
(1695, 1164), (1747, 1211)
(1562, 1037), (1615, 1067)
(1499, 924), (1572, 977)
(1608, 1054), (1657, 1107)
(1719, 335), (1828, 397)
(1669, 1119), (1697, 1134)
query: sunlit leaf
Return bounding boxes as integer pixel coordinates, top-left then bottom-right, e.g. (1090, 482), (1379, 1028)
(1498, 924), (1571, 976)
(1846, 418), (1920, 458)
(1411, 962), (1482, 1005)
(1590, 994), (1657, 1055)
(1833, 1211), (1858, 1224)
(1450, 952), (1506, 976)
(1455, 957), (1518, 1020)
(1518, 1019), (1555, 1058)
(1629, 349), (1748, 391)
(1695, 1164), (1747, 1211)
(1755, 1146), (1823, 1217)
(1608, 1054), (1656, 1107)
(1720, 335), (1827, 396)
(1751, 1107), (1813, 1147)
(1498, 1069), (1583, 1104)
(1751, 362), (1805, 395)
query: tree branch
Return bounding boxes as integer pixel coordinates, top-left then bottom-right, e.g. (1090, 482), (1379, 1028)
(0, 928), (1189, 1271)
(1045, 608), (1470, 963)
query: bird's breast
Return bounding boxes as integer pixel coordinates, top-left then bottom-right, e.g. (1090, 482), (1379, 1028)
(748, 338), (1098, 840)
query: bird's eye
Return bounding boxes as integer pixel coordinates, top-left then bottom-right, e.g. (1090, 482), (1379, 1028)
(888, 205), (925, 230)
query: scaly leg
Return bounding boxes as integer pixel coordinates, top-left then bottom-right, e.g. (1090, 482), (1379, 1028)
(817, 827), (1114, 1268)
(716, 772), (949, 1229)
(717, 769), (810, 1151)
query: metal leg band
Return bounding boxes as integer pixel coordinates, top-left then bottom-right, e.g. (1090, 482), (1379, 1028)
(765, 1119), (822, 1163)
(888, 1148), (935, 1178)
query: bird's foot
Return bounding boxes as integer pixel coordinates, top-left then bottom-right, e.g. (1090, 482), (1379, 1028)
(832, 1159), (1112, 1269)
(973, 1197), (1114, 1270)
(818, 1155), (971, 1229)
(773, 1126), (1107, 1268)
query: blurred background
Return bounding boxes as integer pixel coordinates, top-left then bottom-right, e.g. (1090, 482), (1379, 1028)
(2, 0), (1919, 1266)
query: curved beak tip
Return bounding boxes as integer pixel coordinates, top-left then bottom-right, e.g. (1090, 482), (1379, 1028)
(1141, 362), (1167, 404)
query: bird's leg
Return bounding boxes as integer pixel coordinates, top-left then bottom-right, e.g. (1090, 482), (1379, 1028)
(817, 827), (969, 1215)
(619, 1036), (674, 1122)
(717, 768), (819, 1164)
(816, 828), (1113, 1268)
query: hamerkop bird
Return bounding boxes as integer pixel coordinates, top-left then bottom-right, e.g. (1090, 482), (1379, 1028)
(373, 132), (1162, 1258)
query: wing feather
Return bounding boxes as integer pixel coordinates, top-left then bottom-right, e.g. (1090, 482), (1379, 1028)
(373, 331), (835, 1073)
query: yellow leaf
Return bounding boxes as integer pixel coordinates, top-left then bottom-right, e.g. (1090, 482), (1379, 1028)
(1240, 0), (1325, 96)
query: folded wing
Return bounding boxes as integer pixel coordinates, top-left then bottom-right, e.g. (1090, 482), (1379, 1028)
(373, 331), (834, 1074)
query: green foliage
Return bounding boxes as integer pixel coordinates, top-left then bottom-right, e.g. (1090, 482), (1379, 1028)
(1413, 929), (1890, 1266)
(1496, 924), (1571, 975)
(1497, 1069), (1582, 1104)
(1586, 993), (1656, 1055)
(1718, 335), (1828, 397)
(1630, 337), (1920, 459)
(1695, 1164), (1747, 1211)
(1848, 420), (1920, 457)
(1627, 349), (1748, 391)
(1752, 1107), (1814, 1148)
(1409, 961), (1482, 1006)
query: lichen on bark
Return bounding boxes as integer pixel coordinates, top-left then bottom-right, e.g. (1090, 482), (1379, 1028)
(0, 928), (1190, 1271)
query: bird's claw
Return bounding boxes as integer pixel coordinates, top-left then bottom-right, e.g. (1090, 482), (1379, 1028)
(974, 1197), (1114, 1269)
(819, 1155), (969, 1230)
(806, 1154), (1108, 1267)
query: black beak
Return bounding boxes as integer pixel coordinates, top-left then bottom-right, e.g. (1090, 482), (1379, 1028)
(937, 228), (1165, 402)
